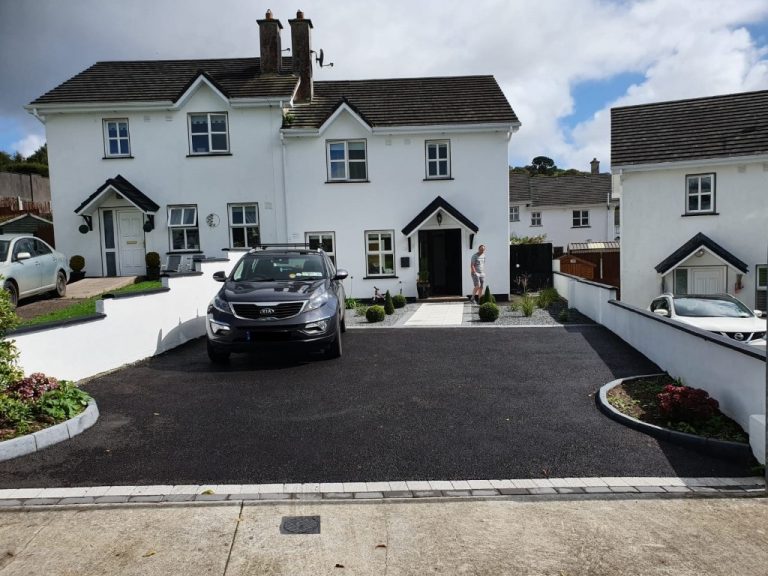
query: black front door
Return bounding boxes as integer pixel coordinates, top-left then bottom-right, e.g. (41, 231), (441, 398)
(419, 229), (462, 296)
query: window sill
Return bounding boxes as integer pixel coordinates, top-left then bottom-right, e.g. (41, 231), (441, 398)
(530, 225), (543, 227)
(103, 155), (134, 160)
(325, 180), (370, 184)
(423, 177), (454, 181)
(571, 225), (591, 229)
(165, 250), (203, 255)
(363, 275), (398, 279)
(509, 220), (520, 223)
(681, 212), (719, 217)
(186, 153), (232, 157)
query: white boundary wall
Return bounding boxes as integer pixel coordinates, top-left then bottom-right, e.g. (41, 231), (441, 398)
(12, 259), (237, 382)
(554, 271), (767, 463)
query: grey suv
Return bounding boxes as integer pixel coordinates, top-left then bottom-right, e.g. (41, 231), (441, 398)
(206, 248), (348, 362)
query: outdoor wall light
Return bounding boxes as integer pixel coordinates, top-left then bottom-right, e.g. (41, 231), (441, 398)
(695, 249), (705, 257)
(436, 211), (443, 225)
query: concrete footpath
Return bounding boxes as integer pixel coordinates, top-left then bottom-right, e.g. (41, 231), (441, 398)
(1, 496), (767, 575)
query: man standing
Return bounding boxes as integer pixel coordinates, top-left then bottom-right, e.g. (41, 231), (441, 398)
(470, 244), (486, 304)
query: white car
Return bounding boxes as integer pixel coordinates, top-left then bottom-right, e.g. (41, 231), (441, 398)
(0, 234), (69, 307)
(649, 293), (766, 346)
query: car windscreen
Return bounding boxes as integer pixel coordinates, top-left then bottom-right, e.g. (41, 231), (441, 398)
(0, 241), (8, 262)
(673, 297), (753, 318)
(232, 254), (326, 282)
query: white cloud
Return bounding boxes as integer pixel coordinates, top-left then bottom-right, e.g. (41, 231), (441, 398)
(11, 133), (45, 158)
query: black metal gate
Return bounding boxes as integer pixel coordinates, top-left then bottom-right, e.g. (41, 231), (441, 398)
(510, 243), (553, 293)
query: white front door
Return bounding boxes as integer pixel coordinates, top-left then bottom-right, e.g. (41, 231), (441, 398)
(691, 267), (726, 294)
(116, 210), (146, 276)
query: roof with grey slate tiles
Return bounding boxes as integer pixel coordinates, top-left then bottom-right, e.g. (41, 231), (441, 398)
(611, 90), (768, 166)
(508, 171), (612, 208)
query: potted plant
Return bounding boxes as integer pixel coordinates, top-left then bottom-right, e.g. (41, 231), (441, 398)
(68, 255), (85, 283)
(416, 259), (430, 299)
(145, 252), (161, 280)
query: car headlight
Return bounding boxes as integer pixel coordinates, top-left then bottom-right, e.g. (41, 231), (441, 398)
(306, 287), (330, 312)
(212, 293), (233, 314)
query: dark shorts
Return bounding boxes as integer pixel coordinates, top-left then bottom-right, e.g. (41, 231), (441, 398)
(471, 273), (485, 288)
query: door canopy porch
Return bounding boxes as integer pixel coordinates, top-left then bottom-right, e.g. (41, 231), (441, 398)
(74, 175), (159, 232)
(401, 195), (479, 238)
(655, 232), (748, 275)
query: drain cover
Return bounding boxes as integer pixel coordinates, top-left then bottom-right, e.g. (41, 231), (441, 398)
(280, 516), (321, 534)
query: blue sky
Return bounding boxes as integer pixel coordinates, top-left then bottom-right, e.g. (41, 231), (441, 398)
(2, 0), (768, 169)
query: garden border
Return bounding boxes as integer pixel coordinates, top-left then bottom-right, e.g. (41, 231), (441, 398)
(597, 375), (754, 463)
(0, 399), (99, 462)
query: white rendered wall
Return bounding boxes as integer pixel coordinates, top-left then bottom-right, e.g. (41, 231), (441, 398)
(12, 259), (236, 381)
(45, 84), (286, 275)
(509, 203), (617, 249)
(554, 271), (767, 463)
(283, 111), (512, 298)
(618, 160), (768, 309)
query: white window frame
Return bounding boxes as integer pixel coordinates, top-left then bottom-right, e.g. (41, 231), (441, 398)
(425, 140), (451, 179)
(228, 204), (260, 248)
(306, 232), (336, 265)
(326, 140), (368, 182)
(531, 211), (542, 227)
(167, 205), (200, 251)
(103, 119), (131, 157)
(685, 173), (716, 214)
(509, 206), (519, 222)
(365, 230), (395, 277)
(188, 112), (229, 155)
(572, 209), (590, 227)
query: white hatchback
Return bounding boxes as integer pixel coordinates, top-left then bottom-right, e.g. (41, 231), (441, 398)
(649, 293), (766, 346)
(0, 235), (69, 307)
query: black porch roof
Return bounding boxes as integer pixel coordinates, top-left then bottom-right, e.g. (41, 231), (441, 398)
(655, 232), (748, 274)
(75, 175), (159, 215)
(401, 196), (479, 236)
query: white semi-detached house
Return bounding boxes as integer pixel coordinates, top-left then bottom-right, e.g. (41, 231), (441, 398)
(612, 90), (768, 311)
(26, 10), (519, 300)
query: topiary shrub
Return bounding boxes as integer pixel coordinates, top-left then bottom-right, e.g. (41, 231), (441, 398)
(384, 290), (395, 315)
(478, 302), (500, 322)
(366, 305), (386, 323)
(69, 255), (85, 273)
(480, 286), (496, 305)
(145, 252), (161, 280)
(657, 383), (719, 426)
(520, 295), (535, 317)
(392, 294), (406, 308)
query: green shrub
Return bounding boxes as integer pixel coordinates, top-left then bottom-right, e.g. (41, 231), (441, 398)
(33, 382), (91, 422)
(536, 287), (559, 309)
(145, 252), (161, 268)
(392, 294), (407, 309)
(521, 295), (535, 317)
(558, 308), (570, 322)
(478, 302), (500, 322)
(480, 286), (496, 305)
(355, 304), (369, 317)
(69, 255), (85, 273)
(366, 305), (386, 323)
(384, 290), (395, 315)
(0, 282), (21, 391)
(345, 297), (358, 310)
(0, 395), (31, 434)
(509, 300), (521, 312)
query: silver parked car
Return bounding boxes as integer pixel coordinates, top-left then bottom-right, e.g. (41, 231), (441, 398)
(0, 234), (69, 307)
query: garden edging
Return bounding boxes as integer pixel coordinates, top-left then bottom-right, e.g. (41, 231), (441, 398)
(0, 399), (99, 462)
(597, 376), (753, 463)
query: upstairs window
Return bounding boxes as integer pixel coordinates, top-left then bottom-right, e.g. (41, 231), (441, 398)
(103, 119), (130, 157)
(509, 206), (519, 222)
(531, 211), (542, 227)
(168, 205), (199, 251)
(327, 140), (367, 181)
(425, 140), (450, 178)
(686, 173), (715, 214)
(572, 210), (590, 227)
(229, 204), (260, 248)
(189, 113), (229, 154)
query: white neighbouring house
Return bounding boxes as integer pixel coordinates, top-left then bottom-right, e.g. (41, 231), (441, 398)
(26, 10), (519, 300)
(508, 159), (618, 256)
(612, 90), (768, 311)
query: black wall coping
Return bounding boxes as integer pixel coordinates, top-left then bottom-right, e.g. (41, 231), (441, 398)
(9, 314), (107, 336)
(101, 287), (170, 300)
(161, 271), (204, 278)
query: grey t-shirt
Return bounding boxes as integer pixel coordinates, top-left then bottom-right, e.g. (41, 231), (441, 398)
(471, 252), (486, 275)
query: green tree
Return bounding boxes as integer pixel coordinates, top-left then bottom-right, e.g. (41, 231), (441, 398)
(527, 156), (557, 175)
(384, 290), (395, 315)
(26, 144), (47, 165)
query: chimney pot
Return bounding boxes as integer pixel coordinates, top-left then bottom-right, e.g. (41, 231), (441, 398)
(296, 10), (304, 19)
(265, 9), (273, 19)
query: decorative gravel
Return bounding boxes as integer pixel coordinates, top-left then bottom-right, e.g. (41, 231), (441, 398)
(464, 301), (593, 326)
(344, 303), (420, 328)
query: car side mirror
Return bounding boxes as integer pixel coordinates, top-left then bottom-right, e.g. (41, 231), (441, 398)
(653, 309), (670, 317)
(212, 271), (227, 282)
(333, 269), (349, 281)
(755, 310), (764, 318)
(15, 252), (31, 261)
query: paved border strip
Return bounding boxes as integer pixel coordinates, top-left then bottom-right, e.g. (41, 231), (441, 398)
(0, 400), (99, 463)
(0, 477), (762, 507)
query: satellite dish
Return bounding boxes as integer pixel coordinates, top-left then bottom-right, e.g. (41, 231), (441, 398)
(317, 49), (324, 67)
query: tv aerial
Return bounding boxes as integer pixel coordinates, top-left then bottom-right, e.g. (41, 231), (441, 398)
(312, 49), (334, 68)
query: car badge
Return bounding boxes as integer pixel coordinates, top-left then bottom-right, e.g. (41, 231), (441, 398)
(260, 307), (276, 315)
(734, 333), (744, 341)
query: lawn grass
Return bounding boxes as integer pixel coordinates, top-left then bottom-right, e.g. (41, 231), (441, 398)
(18, 280), (163, 328)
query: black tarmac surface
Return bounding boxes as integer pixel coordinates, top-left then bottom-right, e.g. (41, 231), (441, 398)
(0, 327), (755, 487)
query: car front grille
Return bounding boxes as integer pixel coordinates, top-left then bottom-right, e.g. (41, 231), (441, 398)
(723, 331), (765, 342)
(232, 301), (305, 320)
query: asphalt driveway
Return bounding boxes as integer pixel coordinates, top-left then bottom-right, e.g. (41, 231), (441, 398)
(0, 326), (755, 487)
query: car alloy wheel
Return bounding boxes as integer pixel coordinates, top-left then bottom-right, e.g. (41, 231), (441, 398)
(4, 281), (18, 308)
(55, 271), (67, 297)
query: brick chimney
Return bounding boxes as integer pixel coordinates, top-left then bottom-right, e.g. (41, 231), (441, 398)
(590, 158), (600, 174)
(257, 9), (283, 75)
(289, 10), (313, 102)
